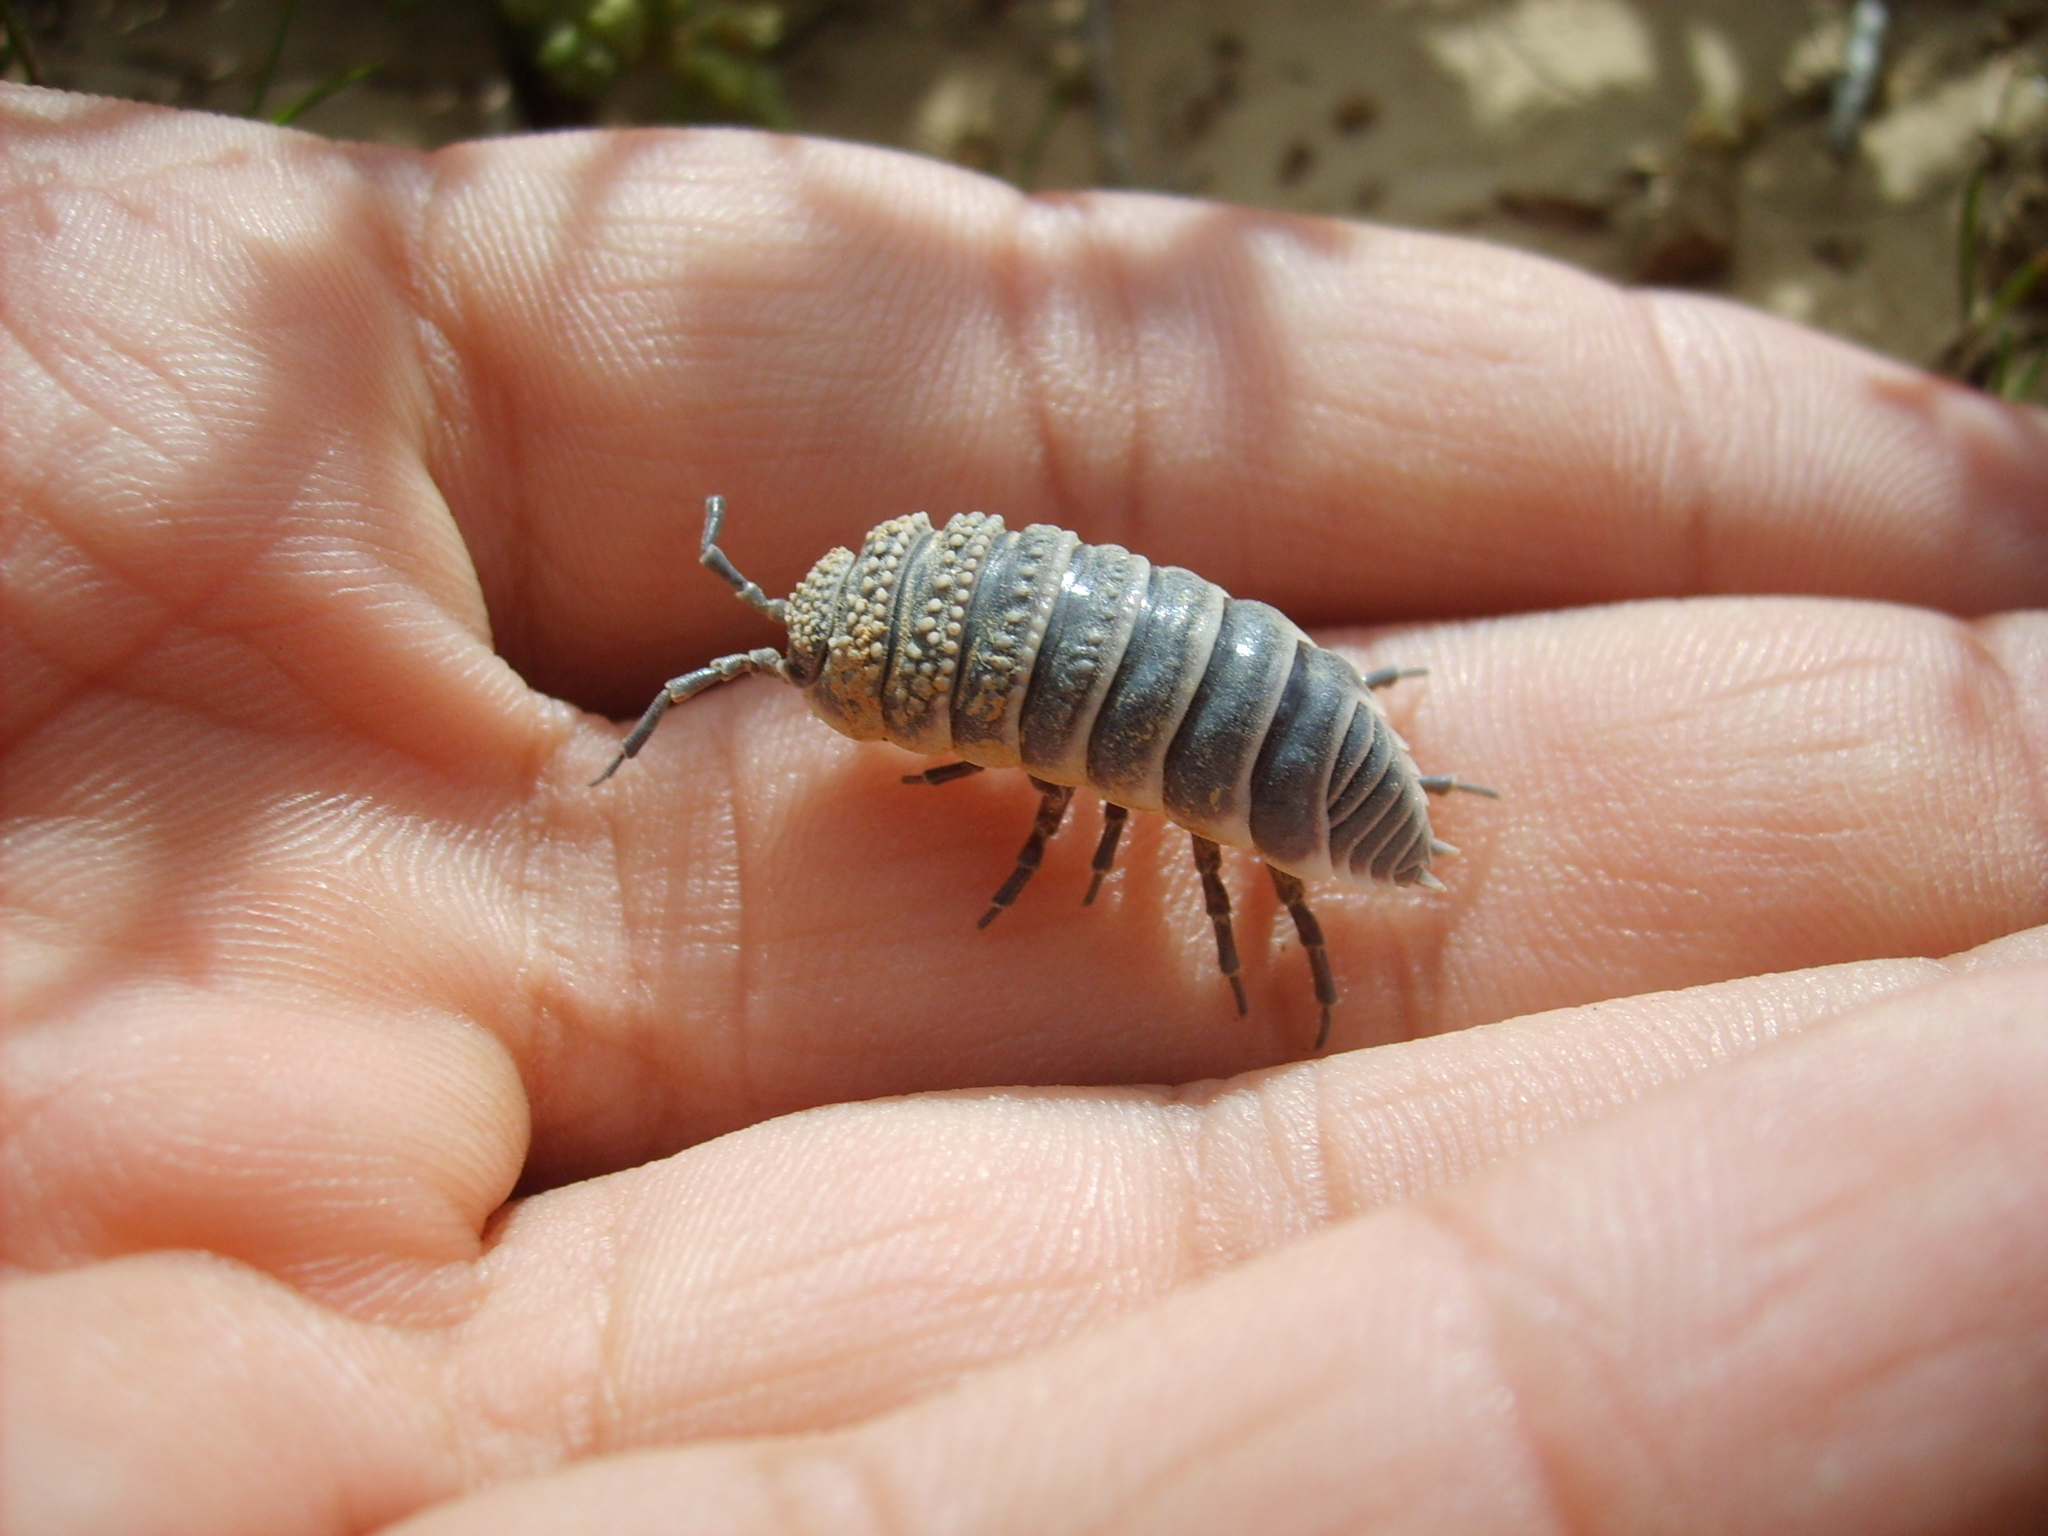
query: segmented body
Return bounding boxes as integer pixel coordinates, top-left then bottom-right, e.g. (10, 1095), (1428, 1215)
(595, 499), (1495, 1049)
(783, 510), (1441, 889)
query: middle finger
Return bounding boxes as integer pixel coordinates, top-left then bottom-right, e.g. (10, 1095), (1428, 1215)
(540, 594), (2046, 1160)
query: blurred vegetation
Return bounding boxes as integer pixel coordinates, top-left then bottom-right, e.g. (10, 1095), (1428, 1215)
(499, 0), (794, 127)
(245, 0), (382, 124)
(0, 0), (45, 86)
(0, 0), (800, 131)
(1943, 134), (2048, 400)
(4, 0), (2046, 404)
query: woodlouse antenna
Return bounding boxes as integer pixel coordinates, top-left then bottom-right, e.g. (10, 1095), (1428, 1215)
(588, 496), (793, 786)
(699, 494), (790, 624)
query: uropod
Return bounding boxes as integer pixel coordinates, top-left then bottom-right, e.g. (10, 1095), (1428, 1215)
(594, 497), (1497, 1050)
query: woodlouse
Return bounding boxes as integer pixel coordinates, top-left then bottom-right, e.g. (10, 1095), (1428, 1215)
(594, 497), (1496, 1049)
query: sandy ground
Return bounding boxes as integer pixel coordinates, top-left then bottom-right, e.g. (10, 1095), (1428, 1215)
(13, 0), (2048, 388)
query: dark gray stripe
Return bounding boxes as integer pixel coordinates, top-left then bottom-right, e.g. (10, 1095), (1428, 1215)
(949, 529), (1022, 752)
(878, 524), (942, 739)
(1348, 803), (1415, 879)
(1248, 642), (1353, 867)
(1020, 540), (1133, 774)
(1372, 813), (1428, 882)
(1332, 751), (1407, 872)
(1323, 691), (1377, 815)
(1162, 599), (1297, 833)
(1328, 712), (1394, 831)
(1086, 565), (1219, 800)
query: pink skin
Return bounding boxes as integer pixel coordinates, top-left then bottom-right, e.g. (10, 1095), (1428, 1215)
(4, 82), (2047, 1536)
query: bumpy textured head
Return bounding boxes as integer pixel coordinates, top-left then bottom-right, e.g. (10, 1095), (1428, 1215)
(783, 510), (1007, 750)
(783, 543), (854, 688)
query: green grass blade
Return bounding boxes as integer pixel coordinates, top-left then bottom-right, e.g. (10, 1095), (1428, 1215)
(247, 0), (302, 117)
(1979, 249), (2048, 335)
(270, 59), (380, 126)
(0, 0), (46, 86)
(2004, 346), (2048, 403)
(1958, 160), (1989, 322)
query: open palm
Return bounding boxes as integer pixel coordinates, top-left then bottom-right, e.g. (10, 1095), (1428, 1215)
(6, 84), (2048, 1536)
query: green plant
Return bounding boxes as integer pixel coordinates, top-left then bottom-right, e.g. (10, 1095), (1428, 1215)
(245, 0), (383, 126)
(0, 0), (45, 85)
(500, 0), (792, 127)
(1941, 87), (2048, 403)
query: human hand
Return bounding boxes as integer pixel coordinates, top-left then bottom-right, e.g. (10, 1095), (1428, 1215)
(5, 84), (2046, 1535)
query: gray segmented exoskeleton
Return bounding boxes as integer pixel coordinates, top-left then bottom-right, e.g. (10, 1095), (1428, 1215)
(593, 497), (1498, 1050)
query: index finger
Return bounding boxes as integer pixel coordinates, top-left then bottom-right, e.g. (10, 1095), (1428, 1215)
(403, 131), (2048, 711)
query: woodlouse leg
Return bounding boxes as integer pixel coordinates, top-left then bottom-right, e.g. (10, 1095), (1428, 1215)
(978, 778), (1075, 929)
(1190, 835), (1249, 1017)
(1417, 774), (1502, 799)
(1267, 867), (1337, 1050)
(698, 495), (790, 623)
(589, 647), (787, 786)
(1084, 803), (1129, 905)
(903, 761), (986, 786)
(1359, 665), (1428, 691)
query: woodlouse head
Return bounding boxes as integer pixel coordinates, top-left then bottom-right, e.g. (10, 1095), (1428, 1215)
(786, 513), (937, 742)
(782, 543), (855, 687)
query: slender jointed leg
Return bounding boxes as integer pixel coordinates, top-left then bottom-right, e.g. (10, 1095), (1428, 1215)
(979, 778), (1075, 929)
(1358, 665), (1428, 691)
(1417, 774), (1502, 799)
(903, 761), (987, 787)
(589, 647), (786, 785)
(698, 495), (790, 623)
(1084, 803), (1129, 905)
(1268, 867), (1338, 1051)
(1190, 835), (1248, 1017)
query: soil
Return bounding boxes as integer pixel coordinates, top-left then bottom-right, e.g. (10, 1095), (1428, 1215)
(11, 0), (2048, 393)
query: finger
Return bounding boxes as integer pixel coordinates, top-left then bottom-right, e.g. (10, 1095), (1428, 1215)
(0, 999), (527, 1304)
(0, 91), (550, 1277)
(17, 936), (2038, 1536)
(379, 130), (2048, 712)
(9, 572), (2039, 1194)
(387, 958), (2048, 1536)
(3, 1255), (445, 1536)
(389, 952), (1962, 1449)
(15, 98), (2040, 724)
(1375, 598), (2048, 1043)
(553, 596), (2046, 1161)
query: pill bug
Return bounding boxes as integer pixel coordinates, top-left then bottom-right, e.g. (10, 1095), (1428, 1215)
(594, 496), (1497, 1049)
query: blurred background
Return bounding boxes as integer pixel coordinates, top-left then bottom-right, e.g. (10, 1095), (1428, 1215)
(5, 0), (2045, 401)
